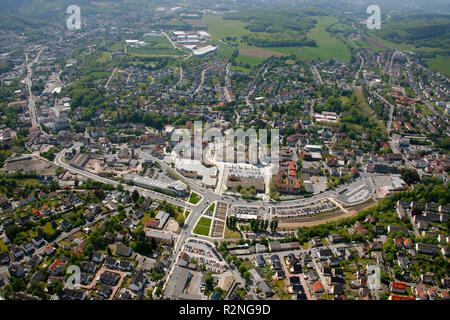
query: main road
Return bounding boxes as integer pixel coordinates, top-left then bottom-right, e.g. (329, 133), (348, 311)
(25, 46), (48, 134)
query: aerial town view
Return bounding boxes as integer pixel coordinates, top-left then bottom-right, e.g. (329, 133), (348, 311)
(0, 0), (449, 308)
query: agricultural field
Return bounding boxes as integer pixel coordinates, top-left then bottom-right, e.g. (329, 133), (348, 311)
(266, 16), (351, 62)
(415, 46), (450, 76)
(205, 14), (351, 64)
(235, 55), (266, 68)
(128, 46), (185, 57)
(364, 36), (391, 50)
(204, 15), (252, 46)
(328, 22), (353, 33)
(425, 55), (450, 76)
(183, 19), (205, 28)
(239, 48), (285, 59)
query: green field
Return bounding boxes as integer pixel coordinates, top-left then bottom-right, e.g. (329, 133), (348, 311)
(205, 14), (351, 63)
(193, 217), (212, 236)
(42, 221), (56, 236)
(416, 47), (450, 76)
(141, 211), (151, 225)
(127, 36), (185, 56)
(128, 46), (185, 56)
(204, 15), (258, 65)
(207, 203), (215, 212)
(235, 55), (266, 67)
(109, 41), (124, 52)
(328, 22), (353, 32)
(143, 35), (172, 44)
(231, 64), (253, 73)
(204, 15), (252, 45)
(96, 51), (112, 64)
(266, 16), (351, 62)
(425, 55), (450, 76)
(189, 192), (202, 204)
(0, 240), (7, 252)
(224, 225), (241, 239)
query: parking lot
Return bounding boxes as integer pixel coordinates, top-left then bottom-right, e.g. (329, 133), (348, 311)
(273, 199), (337, 218)
(336, 180), (373, 205)
(184, 239), (228, 273)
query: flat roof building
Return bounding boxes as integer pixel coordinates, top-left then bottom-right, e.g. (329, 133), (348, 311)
(193, 45), (217, 57)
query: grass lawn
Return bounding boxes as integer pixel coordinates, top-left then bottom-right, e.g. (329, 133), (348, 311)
(27, 229), (38, 239)
(96, 52), (111, 64)
(42, 222), (56, 236)
(224, 225), (241, 239)
(189, 192), (202, 204)
(109, 41), (123, 52)
(240, 259), (254, 271)
(207, 203), (215, 213)
(143, 35), (171, 44)
(140, 211), (151, 225)
(59, 240), (71, 248)
(193, 217), (212, 236)
(0, 240), (7, 252)
(231, 64), (253, 73)
(235, 55), (265, 67)
(274, 279), (292, 300)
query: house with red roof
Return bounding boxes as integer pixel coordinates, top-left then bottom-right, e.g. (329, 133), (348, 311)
(389, 294), (415, 300)
(390, 281), (407, 294)
(415, 286), (428, 300)
(313, 281), (324, 293)
(394, 238), (404, 250)
(44, 244), (55, 256)
(404, 238), (413, 249)
(48, 259), (67, 275)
